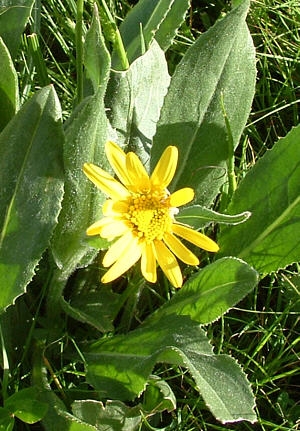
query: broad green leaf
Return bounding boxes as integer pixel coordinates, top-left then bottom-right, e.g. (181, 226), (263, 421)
(112, 0), (190, 69)
(177, 205), (251, 229)
(72, 400), (142, 431)
(147, 258), (258, 325)
(51, 88), (109, 278)
(106, 40), (169, 164)
(83, 3), (111, 97)
(0, 0), (35, 59)
(86, 315), (212, 400)
(5, 387), (48, 424)
(86, 314), (256, 423)
(0, 36), (19, 132)
(151, 0), (256, 206)
(218, 124), (300, 273)
(0, 86), (64, 312)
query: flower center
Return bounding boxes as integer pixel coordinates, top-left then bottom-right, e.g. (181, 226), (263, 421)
(126, 191), (173, 242)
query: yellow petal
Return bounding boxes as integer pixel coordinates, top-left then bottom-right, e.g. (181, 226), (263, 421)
(100, 219), (130, 238)
(86, 218), (111, 236)
(83, 162), (130, 200)
(101, 236), (142, 283)
(105, 141), (132, 186)
(126, 152), (151, 193)
(153, 240), (182, 288)
(150, 146), (178, 189)
(172, 223), (219, 252)
(163, 232), (199, 265)
(169, 188), (194, 207)
(141, 242), (157, 283)
(102, 231), (135, 267)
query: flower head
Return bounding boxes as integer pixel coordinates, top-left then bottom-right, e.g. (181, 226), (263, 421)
(83, 141), (219, 287)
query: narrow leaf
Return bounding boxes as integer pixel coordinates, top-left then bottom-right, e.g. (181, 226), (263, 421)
(112, 0), (190, 68)
(0, 86), (64, 312)
(147, 257), (258, 325)
(0, 36), (19, 132)
(83, 3), (111, 97)
(218, 124), (300, 273)
(51, 89), (109, 278)
(177, 205), (251, 229)
(151, 1), (256, 206)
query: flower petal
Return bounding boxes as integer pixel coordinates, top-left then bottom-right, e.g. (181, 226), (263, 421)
(83, 162), (130, 200)
(105, 141), (132, 186)
(169, 188), (194, 207)
(102, 231), (135, 267)
(150, 146), (178, 189)
(86, 218), (111, 236)
(101, 236), (142, 283)
(172, 223), (219, 252)
(153, 240), (182, 288)
(100, 220), (130, 238)
(126, 152), (151, 193)
(141, 242), (157, 283)
(163, 232), (199, 265)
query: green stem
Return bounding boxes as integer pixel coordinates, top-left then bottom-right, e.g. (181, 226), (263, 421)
(75, 0), (84, 104)
(45, 268), (67, 340)
(100, 0), (129, 70)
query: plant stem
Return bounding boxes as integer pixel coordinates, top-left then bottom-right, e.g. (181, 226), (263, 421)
(75, 0), (84, 104)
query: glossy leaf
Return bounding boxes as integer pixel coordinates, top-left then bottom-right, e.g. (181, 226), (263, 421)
(218, 124), (300, 274)
(112, 0), (190, 68)
(147, 257), (258, 325)
(0, 86), (64, 312)
(0, 36), (19, 132)
(177, 204), (251, 229)
(86, 314), (256, 423)
(51, 88), (109, 278)
(151, 0), (256, 206)
(83, 3), (111, 97)
(106, 40), (169, 164)
(0, 0), (34, 59)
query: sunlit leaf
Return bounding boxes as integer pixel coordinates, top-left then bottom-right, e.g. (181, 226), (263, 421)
(86, 314), (256, 423)
(0, 86), (64, 312)
(151, 0), (256, 206)
(218, 124), (300, 273)
(0, 36), (19, 132)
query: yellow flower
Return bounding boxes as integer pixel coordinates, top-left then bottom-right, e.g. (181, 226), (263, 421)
(83, 141), (219, 287)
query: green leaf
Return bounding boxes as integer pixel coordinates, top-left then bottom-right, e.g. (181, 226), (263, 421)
(5, 387), (48, 424)
(143, 375), (176, 413)
(147, 257), (258, 325)
(83, 3), (111, 97)
(106, 40), (169, 164)
(0, 86), (64, 312)
(112, 0), (190, 68)
(51, 88), (109, 278)
(0, 36), (19, 132)
(176, 205), (251, 229)
(0, 407), (14, 431)
(151, 0), (256, 206)
(0, 0), (35, 59)
(86, 314), (256, 423)
(218, 124), (300, 273)
(72, 400), (142, 431)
